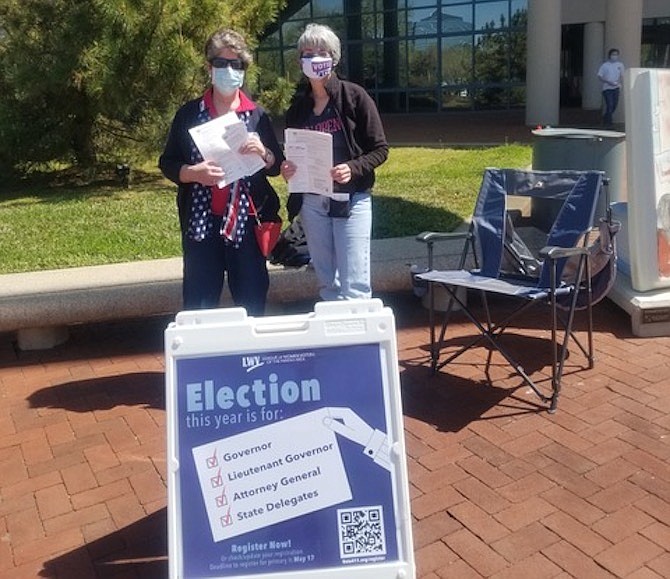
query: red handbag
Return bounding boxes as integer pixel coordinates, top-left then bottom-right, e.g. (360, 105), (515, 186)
(249, 197), (282, 257)
(254, 220), (282, 257)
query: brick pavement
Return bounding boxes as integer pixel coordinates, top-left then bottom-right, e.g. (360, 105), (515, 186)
(1, 292), (669, 578)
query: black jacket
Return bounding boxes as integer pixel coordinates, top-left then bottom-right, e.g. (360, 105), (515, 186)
(159, 91), (283, 235)
(285, 75), (388, 217)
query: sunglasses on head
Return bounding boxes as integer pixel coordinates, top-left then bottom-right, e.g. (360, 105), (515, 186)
(210, 57), (245, 70)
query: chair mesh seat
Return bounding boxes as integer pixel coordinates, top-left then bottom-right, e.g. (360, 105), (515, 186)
(418, 270), (572, 299)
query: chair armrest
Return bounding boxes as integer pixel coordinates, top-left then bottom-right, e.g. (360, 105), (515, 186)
(539, 245), (589, 260)
(416, 230), (471, 243)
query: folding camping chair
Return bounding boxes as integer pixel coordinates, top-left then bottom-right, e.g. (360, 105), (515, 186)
(415, 168), (620, 413)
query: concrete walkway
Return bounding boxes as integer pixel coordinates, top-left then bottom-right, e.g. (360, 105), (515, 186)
(0, 235), (464, 349)
(1, 289), (669, 578)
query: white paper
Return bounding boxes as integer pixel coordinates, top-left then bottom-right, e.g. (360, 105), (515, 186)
(189, 112), (266, 187)
(192, 408), (352, 542)
(284, 128), (334, 196)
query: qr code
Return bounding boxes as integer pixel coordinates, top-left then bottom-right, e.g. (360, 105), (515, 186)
(337, 506), (386, 558)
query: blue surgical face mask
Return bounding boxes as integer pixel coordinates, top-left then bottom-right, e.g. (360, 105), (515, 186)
(212, 66), (245, 95)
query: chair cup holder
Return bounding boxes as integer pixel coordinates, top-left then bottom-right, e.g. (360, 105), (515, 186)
(410, 265), (467, 311)
(410, 265), (429, 298)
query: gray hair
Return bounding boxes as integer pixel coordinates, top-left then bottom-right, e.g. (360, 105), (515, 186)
(205, 29), (253, 69)
(297, 23), (341, 67)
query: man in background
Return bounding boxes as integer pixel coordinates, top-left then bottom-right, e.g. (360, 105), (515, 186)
(597, 48), (625, 127)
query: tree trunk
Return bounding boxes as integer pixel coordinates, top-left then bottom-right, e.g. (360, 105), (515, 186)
(71, 91), (97, 167)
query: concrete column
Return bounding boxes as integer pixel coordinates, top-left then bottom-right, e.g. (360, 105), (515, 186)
(525, 0), (561, 126)
(582, 22), (605, 110)
(605, 0), (642, 122)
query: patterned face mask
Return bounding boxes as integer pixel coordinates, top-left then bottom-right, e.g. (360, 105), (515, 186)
(301, 56), (333, 79)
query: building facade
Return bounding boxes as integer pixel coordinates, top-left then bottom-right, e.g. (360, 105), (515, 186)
(257, 0), (670, 125)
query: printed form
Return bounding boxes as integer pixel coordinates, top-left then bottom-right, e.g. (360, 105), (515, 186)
(284, 128), (337, 197)
(189, 112), (265, 187)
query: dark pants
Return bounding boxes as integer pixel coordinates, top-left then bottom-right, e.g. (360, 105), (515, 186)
(602, 88), (620, 126)
(182, 217), (269, 315)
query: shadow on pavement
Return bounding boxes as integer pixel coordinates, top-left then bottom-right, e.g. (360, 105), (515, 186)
(40, 509), (167, 579)
(27, 371), (165, 412)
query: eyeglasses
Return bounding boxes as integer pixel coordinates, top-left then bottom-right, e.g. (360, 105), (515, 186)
(300, 51), (331, 59)
(210, 57), (245, 70)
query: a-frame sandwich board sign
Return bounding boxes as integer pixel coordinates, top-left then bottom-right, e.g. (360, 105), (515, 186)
(165, 299), (415, 579)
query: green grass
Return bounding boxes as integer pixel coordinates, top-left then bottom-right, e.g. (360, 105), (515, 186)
(0, 145), (530, 274)
(372, 145), (530, 237)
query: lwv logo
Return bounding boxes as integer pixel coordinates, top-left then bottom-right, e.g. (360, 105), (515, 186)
(242, 356), (264, 372)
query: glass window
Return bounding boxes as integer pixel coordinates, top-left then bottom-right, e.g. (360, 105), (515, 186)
(360, 0), (376, 13)
(408, 8), (438, 37)
(474, 31), (508, 83)
(510, 85), (525, 107)
(393, 10), (411, 36)
(509, 29), (525, 81)
(380, 39), (403, 87)
(357, 13), (383, 39)
(474, 86), (508, 109)
(261, 30), (281, 50)
(359, 42), (381, 89)
(442, 35), (472, 85)
(441, 86), (472, 109)
(345, 0), (375, 14)
(396, 40), (409, 86)
(290, 4), (312, 20)
(442, 4), (473, 34)
(407, 37), (438, 88)
(256, 0), (531, 113)
(323, 16), (347, 40)
(642, 18), (670, 68)
(408, 90), (439, 112)
(283, 48), (302, 82)
(407, 0), (437, 8)
(377, 90), (408, 113)
(282, 20), (307, 47)
(475, 1), (509, 31)
(510, 0), (527, 26)
(381, 8), (402, 39)
(314, 0), (344, 16)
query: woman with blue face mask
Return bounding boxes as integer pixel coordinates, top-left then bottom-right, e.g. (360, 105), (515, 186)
(159, 29), (284, 315)
(280, 23), (389, 301)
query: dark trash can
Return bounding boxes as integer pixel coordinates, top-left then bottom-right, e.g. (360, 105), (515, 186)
(531, 128), (626, 230)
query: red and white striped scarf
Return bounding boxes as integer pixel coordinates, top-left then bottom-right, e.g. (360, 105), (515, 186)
(220, 179), (251, 248)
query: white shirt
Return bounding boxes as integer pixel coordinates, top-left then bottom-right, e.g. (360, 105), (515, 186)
(598, 59), (625, 91)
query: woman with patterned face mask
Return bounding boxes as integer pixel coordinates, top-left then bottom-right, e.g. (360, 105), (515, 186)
(280, 23), (389, 301)
(159, 29), (284, 314)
